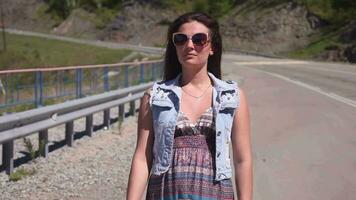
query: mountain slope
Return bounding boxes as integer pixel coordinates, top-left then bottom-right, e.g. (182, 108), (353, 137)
(2, 0), (356, 62)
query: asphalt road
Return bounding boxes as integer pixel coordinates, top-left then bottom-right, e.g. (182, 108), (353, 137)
(222, 54), (356, 200)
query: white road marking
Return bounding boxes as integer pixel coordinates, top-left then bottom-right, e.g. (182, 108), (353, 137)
(234, 60), (308, 65)
(234, 61), (356, 76)
(240, 66), (356, 109)
(297, 65), (356, 76)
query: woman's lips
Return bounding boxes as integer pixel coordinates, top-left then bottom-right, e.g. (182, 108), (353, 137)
(185, 53), (197, 57)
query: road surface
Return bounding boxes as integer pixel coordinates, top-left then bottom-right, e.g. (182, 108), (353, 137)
(222, 54), (356, 200)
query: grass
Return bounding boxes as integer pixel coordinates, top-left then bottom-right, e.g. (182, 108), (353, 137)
(0, 33), (132, 70)
(287, 38), (338, 59)
(1, 104), (36, 114)
(23, 137), (36, 160)
(9, 167), (37, 182)
(0, 33), (161, 114)
(287, 24), (347, 59)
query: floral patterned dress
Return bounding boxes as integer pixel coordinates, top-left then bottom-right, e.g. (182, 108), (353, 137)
(146, 107), (234, 200)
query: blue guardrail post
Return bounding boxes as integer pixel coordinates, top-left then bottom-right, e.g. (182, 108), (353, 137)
(104, 67), (109, 91)
(152, 63), (156, 81)
(125, 65), (129, 87)
(35, 71), (43, 107)
(76, 68), (83, 98)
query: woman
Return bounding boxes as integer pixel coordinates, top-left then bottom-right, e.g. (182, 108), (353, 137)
(127, 12), (252, 200)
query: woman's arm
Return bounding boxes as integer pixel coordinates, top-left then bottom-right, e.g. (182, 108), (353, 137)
(231, 89), (253, 200)
(126, 91), (154, 200)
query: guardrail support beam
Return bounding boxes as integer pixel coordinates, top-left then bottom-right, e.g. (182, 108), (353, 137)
(2, 140), (14, 174)
(118, 104), (125, 121)
(0, 82), (152, 175)
(86, 114), (93, 137)
(65, 121), (74, 147)
(103, 109), (110, 129)
(39, 129), (49, 158)
(129, 100), (135, 116)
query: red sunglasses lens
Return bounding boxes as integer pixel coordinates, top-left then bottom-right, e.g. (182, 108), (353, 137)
(173, 34), (188, 46)
(192, 33), (208, 46)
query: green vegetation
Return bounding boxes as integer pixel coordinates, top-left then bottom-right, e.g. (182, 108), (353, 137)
(43, 0), (236, 20)
(149, 0), (236, 18)
(195, 0), (235, 18)
(0, 32), (161, 114)
(23, 137), (36, 160)
(94, 8), (118, 29)
(287, 24), (346, 59)
(1, 104), (36, 114)
(239, 0), (356, 24)
(267, 0), (356, 59)
(287, 37), (339, 59)
(22, 137), (47, 159)
(44, 0), (122, 19)
(2, 0), (355, 65)
(0, 33), (131, 70)
(9, 167), (37, 182)
(44, 0), (123, 27)
(299, 0), (356, 23)
(117, 115), (123, 135)
(42, 0), (355, 28)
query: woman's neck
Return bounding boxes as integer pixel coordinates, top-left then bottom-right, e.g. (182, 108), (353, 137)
(180, 66), (211, 87)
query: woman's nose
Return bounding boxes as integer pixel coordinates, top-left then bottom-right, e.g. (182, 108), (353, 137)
(185, 38), (195, 49)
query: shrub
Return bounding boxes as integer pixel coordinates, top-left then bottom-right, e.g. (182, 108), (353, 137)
(9, 167), (37, 182)
(23, 137), (36, 160)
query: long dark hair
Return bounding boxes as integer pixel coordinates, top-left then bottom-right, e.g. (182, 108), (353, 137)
(163, 12), (222, 81)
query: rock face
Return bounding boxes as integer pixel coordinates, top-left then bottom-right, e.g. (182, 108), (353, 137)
(100, 3), (174, 46)
(220, 2), (323, 54)
(344, 44), (356, 62)
(100, 1), (325, 55)
(3, 0), (56, 32)
(318, 47), (347, 62)
(51, 9), (98, 39)
(318, 21), (356, 63)
(340, 20), (356, 43)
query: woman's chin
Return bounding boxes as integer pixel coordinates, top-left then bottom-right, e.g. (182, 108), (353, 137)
(182, 58), (199, 65)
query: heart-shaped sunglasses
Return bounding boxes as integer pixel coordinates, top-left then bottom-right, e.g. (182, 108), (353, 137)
(172, 32), (210, 46)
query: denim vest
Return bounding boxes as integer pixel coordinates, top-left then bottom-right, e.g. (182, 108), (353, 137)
(149, 72), (240, 181)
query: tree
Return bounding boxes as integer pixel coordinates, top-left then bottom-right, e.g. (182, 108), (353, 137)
(0, 0), (6, 51)
(331, 0), (356, 10)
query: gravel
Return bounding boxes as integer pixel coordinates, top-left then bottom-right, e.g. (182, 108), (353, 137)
(0, 109), (139, 200)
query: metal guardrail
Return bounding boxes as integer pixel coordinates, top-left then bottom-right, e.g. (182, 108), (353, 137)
(0, 82), (153, 174)
(0, 60), (163, 113)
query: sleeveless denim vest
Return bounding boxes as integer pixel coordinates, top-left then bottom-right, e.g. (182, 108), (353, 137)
(149, 72), (240, 181)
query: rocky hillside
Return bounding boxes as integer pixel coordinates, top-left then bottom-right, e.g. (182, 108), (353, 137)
(3, 0), (356, 62)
